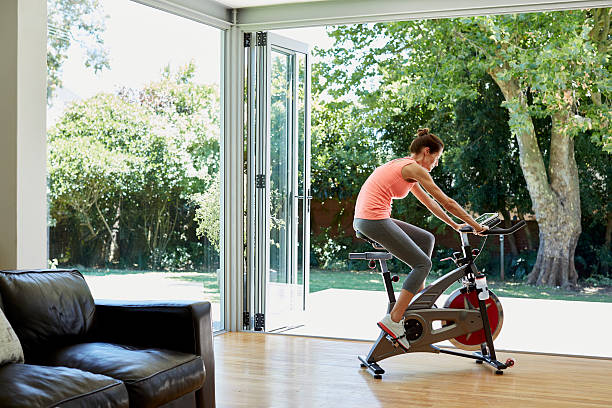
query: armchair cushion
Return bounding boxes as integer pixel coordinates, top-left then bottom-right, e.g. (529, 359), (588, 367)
(45, 342), (205, 407)
(0, 363), (128, 408)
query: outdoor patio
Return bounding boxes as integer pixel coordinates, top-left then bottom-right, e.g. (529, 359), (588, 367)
(84, 273), (612, 358)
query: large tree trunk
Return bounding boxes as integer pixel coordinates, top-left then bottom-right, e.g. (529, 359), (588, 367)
(490, 69), (581, 288)
(529, 111), (581, 287)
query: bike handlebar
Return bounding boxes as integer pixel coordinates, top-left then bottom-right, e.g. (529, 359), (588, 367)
(463, 220), (526, 235)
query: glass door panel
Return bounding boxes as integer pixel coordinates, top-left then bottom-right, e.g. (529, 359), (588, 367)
(269, 49), (292, 287)
(266, 40), (309, 332)
(246, 32), (310, 332)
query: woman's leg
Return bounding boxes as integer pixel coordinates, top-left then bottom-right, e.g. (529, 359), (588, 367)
(391, 218), (435, 258)
(353, 218), (435, 321)
(388, 219), (435, 320)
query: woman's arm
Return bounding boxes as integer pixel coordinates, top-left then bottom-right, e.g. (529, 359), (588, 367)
(402, 163), (484, 232)
(411, 184), (460, 230)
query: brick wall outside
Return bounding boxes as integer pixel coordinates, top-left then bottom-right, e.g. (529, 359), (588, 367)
(310, 198), (539, 255)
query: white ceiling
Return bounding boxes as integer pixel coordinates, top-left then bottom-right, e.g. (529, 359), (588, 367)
(232, 0), (611, 30)
(138, 0), (611, 31)
(215, 0), (328, 8)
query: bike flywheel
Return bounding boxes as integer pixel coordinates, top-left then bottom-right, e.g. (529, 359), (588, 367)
(442, 289), (504, 351)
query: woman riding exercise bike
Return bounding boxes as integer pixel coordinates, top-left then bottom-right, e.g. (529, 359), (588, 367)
(353, 128), (488, 351)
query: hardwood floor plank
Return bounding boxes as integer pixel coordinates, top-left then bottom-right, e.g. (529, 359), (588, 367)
(215, 332), (612, 408)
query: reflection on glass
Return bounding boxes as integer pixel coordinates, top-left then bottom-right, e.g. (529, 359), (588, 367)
(269, 50), (292, 285)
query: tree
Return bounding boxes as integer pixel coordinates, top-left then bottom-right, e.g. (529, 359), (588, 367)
(120, 62), (221, 259)
(47, 0), (109, 101)
(194, 177), (220, 252)
(49, 93), (193, 266)
(379, 78), (534, 258)
(48, 94), (159, 264)
(317, 8), (611, 287)
(48, 63), (221, 268)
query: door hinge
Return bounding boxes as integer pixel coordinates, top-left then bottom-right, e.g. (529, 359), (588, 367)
(255, 174), (266, 188)
(256, 32), (267, 47)
(244, 33), (251, 48)
(254, 313), (265, 331)
(243, 311), (251, 329)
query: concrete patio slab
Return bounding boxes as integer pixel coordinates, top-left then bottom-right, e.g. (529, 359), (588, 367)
(278, 288), (612, 358)
(82, 273), (611, 358)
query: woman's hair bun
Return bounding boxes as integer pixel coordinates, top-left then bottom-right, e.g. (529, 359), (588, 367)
(417, 128), (430, 137)
(410, 128), (444, 154)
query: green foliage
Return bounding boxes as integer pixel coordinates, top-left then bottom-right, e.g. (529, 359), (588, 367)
(310, 99), (390, 201)
(48, 93), (160, 242)
(575, 129), (612, 230)
(48, 64), (220, 269)
(118, 61), (221, 181)
(194, 177), (221, 253)
(584, 274), (612, 287)
(312, 9), (611, 280)
(507, 250), (539, 281)
(47, 0), (109, 101)
(311, 228), (354, 269)
(447, 78), (533, 216)
(574, 126), (611, 279)
(320, 11), (610, 146)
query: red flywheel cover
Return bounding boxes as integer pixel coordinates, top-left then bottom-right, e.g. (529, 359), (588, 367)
(442, 289), (504, 351)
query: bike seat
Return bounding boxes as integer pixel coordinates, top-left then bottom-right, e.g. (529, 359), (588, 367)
(355, 230), (385, 250)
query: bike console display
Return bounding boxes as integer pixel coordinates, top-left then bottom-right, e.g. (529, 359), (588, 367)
(474, 212), (500, 228)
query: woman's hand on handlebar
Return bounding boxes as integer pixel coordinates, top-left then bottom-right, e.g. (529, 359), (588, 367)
(474, 225), (489, 236)
(455, 223), (489, 235)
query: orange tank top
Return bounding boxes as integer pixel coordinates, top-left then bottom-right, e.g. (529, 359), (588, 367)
(354, 157), (417, 220)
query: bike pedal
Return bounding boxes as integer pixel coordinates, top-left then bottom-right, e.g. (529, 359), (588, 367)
(385, 335), (399, 347)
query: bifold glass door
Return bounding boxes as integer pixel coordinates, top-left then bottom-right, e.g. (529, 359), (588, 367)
(246, 32), (310, 332)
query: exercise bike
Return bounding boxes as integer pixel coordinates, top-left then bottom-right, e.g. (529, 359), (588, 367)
(349, 213), (525, 378)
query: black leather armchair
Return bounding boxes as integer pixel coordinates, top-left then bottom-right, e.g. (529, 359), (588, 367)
(91, 300), (216, 408)
(0, 269), (216, 408)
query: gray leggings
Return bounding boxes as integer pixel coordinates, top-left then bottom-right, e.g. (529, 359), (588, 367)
(353, 218), (435, 294)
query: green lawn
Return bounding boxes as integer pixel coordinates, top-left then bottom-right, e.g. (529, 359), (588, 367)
(79, 267), (612, 303)
(311, 269), (612, 302)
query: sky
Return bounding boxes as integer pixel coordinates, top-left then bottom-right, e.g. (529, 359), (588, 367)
(48, 0), (334, 125)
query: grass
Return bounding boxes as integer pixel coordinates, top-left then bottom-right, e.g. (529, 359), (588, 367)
(78, 267), (612, 303)
(311, 269), (612, 303)
(80, 267), (155, 276)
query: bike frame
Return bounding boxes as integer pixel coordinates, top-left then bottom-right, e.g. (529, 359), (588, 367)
(358, 231), (506, 373)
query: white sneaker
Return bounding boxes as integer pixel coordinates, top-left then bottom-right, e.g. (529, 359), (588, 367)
(377, 314), (410, 351)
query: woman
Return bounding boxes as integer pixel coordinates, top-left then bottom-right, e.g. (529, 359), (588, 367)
(353, 128), (487, 350)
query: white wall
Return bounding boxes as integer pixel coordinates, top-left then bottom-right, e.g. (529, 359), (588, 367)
(0, 0), (47, 269)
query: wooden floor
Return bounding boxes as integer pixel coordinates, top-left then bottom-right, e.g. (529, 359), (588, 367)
(215, 332), (612, 408)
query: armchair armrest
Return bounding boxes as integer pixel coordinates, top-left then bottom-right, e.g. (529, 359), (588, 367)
(91, 300), (215, 408)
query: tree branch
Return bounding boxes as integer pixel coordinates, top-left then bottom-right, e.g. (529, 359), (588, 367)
(95, 201), (119, 249)
(453, 28), (493, 60)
